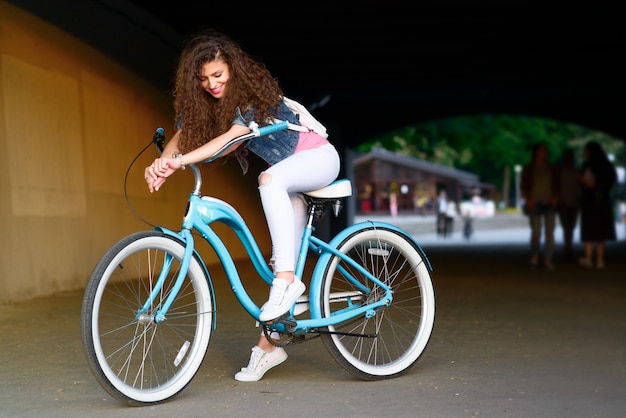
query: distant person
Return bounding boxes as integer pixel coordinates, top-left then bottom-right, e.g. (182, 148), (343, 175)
(389, 191), (398, 217)
(578, 141), (617, 269)
(436, 190), (448, 237)
(556, 148), (581, 260)
(520, 142), (559, 269)
(445, 199), (458, 237)
(460, 201), (475, 240)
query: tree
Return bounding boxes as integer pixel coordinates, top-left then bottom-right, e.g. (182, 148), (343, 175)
(357, 114), (623, 206)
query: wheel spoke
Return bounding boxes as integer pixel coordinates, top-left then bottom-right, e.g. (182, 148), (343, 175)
(81, 232), (214, 405)
(320, 227), (435, 380)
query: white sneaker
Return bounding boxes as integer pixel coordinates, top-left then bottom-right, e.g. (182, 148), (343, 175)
(234, 346), (287, 382)
(259, 278), (306, 322)
(259, 295), (309, 319)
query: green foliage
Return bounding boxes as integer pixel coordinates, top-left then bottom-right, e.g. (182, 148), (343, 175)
(358, 114), (624, 196)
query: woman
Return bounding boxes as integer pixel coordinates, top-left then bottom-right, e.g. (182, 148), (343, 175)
(145, 29), (340, 381)
(520, 142), (559, 269)
(578, 141), (617, 269)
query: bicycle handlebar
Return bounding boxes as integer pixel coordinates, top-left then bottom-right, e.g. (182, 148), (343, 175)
(253, 120), (290, 136)
(153, 127), (166, 154)
(203, 120), (292, 163)
(150, 120), (296, 196)
(152, 120), (296, 160)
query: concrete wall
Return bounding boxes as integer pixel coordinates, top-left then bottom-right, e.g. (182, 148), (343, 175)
(0, 1), (270, 303)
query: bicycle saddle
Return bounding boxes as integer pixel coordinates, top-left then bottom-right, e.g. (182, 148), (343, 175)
(304, 179), (352, 199)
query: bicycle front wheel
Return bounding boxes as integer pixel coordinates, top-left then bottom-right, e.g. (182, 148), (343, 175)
(80, 231), (214, 406)
(320, 226), (435, 380)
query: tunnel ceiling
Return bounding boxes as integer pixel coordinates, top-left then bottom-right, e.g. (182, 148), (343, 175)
(8, 0), (626, 146)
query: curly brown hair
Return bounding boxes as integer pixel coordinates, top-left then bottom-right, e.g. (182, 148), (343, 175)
(172, 29), (283, 153)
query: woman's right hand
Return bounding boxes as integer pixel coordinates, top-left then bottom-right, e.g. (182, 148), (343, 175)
(145, 158), (176, 192)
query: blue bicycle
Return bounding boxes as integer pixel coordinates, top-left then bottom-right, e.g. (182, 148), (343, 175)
(80, 121), (436, 406)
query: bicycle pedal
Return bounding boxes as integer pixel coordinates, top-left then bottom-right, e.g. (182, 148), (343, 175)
(277, 317), (297, 328)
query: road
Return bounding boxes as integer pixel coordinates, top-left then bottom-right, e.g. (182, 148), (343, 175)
(1, 214), (625, 417)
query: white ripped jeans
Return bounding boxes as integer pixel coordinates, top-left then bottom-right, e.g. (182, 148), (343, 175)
(258, 143), (340, 274)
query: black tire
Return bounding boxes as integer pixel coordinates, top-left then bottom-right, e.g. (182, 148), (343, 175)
(319, 227), (435, 380)
(80, 231), (213, 405)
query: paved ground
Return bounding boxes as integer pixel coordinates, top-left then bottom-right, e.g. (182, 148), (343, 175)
(1, 216), (625, 418)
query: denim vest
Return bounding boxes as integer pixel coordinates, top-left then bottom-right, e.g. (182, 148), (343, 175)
(233, 101), (301, 167)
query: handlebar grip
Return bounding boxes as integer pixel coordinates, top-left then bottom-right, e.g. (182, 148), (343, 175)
(256, 120), (289, 136)
(153, 128), (166, 153)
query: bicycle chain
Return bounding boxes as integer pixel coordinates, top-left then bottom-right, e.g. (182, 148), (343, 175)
(261, 310), (380, 347)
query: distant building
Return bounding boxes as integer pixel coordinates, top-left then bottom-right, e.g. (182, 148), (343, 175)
(353, 147), (495, 214)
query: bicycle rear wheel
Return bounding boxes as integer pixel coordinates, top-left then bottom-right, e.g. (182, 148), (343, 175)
(319, 226), (435, 380)
(81, 231), (214, 405)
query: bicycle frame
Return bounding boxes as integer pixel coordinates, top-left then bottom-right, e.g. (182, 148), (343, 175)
(148, 185), (401, 333)
(82, 123), (436, 404)
(139, 121), (431, 335)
